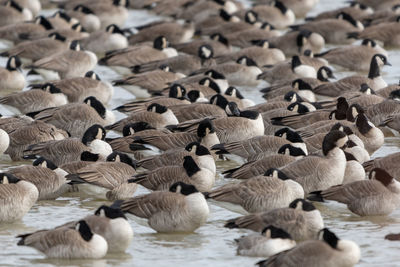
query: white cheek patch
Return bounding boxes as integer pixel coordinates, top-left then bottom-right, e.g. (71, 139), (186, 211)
(201, 47), (211, 58)
(352, 107), (358, 119)
(336, 136), (348, 148)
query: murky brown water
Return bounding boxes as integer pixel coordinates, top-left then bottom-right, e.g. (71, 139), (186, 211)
(0, 1), (400, 266)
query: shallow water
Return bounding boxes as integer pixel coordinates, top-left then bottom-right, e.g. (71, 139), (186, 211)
(0, 0), (400, 266)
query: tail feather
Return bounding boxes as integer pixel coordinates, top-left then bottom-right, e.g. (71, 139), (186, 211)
(307, 190), (324, 202)
(347, 32), (359, 39)
(211, 143), (229, 155)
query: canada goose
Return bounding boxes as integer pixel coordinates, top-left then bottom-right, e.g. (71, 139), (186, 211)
(29, 96), (115, 138)
(258, 56), (317, 85)
(269, 30), (325, 57)
(47, 11), (77, 30)
(365, 99), (400, 131)
(0, 32), (69, 63)
(257, 228), (360, 267)
(107, 103), (178, 132)
(376, 83), (400, 98)
(225, 199), (324, 241)
(223, 87), (255, 109)
(212, 127), (307, 162)
(5, 120), (68, 161)
(363, 152), (400, 179)
(30, 71), (113, 104)
(292, 12), (364, 44)
(128, 21), (194, 45)
(27, 40), (97, 80)
(315, 39), (387, 71)
(82, 0), (129, 28)
(79, 24), (128, 54)
(167, 94), (229, 122)
(23, 124), (112, 166)
(176, 102), (264, 144)
(255, 0), (318, 18)
(0, 1), (32, 27)
(0, 55), (25, 91)
(99, 36), (178, 74)
(279, 130), (348, 194)
(0, 173), (38, 222)
(133, 45), (216, 76)
(7, 157), (69, 200)
(66, 152), (137, 200)
(129, 155), (215, 192)
(206, 171), (304, 213)
(0, 0), (41, 16)
(0, 84), (67, 114)
(66, 5), (101, 32)
(351, 113), (384, 155)
(113, 67), (185, 98)
(310, 1), (373, 21)
(175, 69), (229, 94)
(21, 22), (89, 42)
(223, 23), (280, 48)
(17, 220), (108, 259)
(176, 0), (239, 23)
(114, 84), (189, 114)
(121, 182), (209, 233)
(137, 142), (216, 175)
(222, 145), (305, 179)
(215, 40), (285, 67)
(246, 1), (296, 29)
(343, 152), (366, 184)
(173, 33), (231, 57)
(0, 15), (53, 45)
(235, 226), (296, 257)
(312, 54), (390, 97)
(106, 122), (171, 158)
(309, 168), (400, 216)
(131, 118), (220, 152)
(348, 17), (400, 47)
(60, 204), (133, 253)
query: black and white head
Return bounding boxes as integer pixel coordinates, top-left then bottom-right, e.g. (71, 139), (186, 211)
(389, 89), (400, 101)
(69, 40), (81, 51)
(317, 66), (335, 81)
(204, 70), (225, 80)
(274, 0), (289, 14)
(169, 84), (187, 99)
(336, 12), (363, 29)
(275, 128), (304, 143)
(262, 225), (293, 240)
(113, 0), (129, 7)
(85, 71), (101, 81)
(372, 53), (391, 68)
(40, 83), (62, 94)
(287, 102), (310, 114)
(72, 23), (86, 32)
(106, 24), (124, 35)
(264, 168), (292, 180)
(32, 157), (58, 170)
(210, 33), (229, 46)
(147, 103), (168, 114)
(355, 113), (373, 135)
(198, 45), (214, 60)
(346, 103), (364, 122)
(169, 181), (199, 195)
(6, 0), (23, 12)
(187, 90), (205, 103)
(361, 39), (376, 48)
(199, 77), (221, 94)
(185, 142), (211, 156)
(296, 30), (312, 50)
(244, 10), (258, 24)
(95, 205), (127, 220)
(35, 16), (53, 30)
(53, 10), (72, 22)
(84, 96), (106, 119)
(48, 32), (66, 42)
(291, 56), (302, 70)
(322, 130), (348, 156)
(0, 173), (20, 184)
(153, 36), (168, 50)
(82, 124), (107, 144)
(359, 83), (375, 95)
(225, 87), (244, 99)
(237, 56), (257, 67)
(122, 122), (154, 136)
(209, 94), (229, 109)
(277, 144), (306, 157)
(318, 228), (339, 249)
(197, 119), (215, 138)
(284, 91), (302, 103)
(76, 220), (94, 242)
(226, 102), (241, 116)
(6, 56), (22, 72)
(106, 152), (136, 169)
(369, 168), (393, 187)
(289, 198), (317, 211)
(73, 4), (94, 14)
